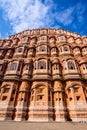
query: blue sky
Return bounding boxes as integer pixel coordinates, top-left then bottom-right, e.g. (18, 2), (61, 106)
(0, 0), (87, 38)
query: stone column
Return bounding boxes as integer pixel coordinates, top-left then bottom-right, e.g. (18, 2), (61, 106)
(53, 80), (66, 122)
(15, 81), (30, 121)
(68, 87), (79, 122)
(0, 84), (14, 121)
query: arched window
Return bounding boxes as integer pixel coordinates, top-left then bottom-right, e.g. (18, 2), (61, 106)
(54, 64), (59, 70)
(64, 46), (69, 51)
(58, 36), (66, 42)
(51, 47), (57, 52)
(39, 46), (46, 52)
(75, 48), (80, 51)
(17, 47), (23, 53)
(13, 38), (19, 45)
(38, 61), (46, 69)
(68, 61), (75, 70)
(36, 87), (44, 101)
(38, 36), (47, 42)
(6, 40), (11, 46)
(10, 63), (17, 70)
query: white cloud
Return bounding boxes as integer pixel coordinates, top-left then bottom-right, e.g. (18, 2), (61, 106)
(55, 7), (74, 26)
(0, 0), (86, 34)
(0, 0), (54, 33)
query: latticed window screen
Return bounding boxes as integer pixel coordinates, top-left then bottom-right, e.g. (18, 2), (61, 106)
(68, 61), (75, 70)
(38, 61), (46, 69)
(64, 46), (69, 51)
(51, 47), (56, 52)
(17, 47), (23, 53)
(39, 46), (46, 52)
(10, 63), (17, 70)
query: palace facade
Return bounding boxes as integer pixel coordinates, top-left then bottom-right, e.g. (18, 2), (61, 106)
(0, 28), (87, 122)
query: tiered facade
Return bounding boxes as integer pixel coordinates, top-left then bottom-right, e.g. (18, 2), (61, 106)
(0, 28), (87, 122)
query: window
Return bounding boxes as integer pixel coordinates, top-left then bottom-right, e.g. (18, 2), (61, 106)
(56, 98), (58, 101)
(85, 64), (87, 69)
(34, 62), (37, 70)
(83, 64), (85, 70)
(59, 36), (65, 41)
(3, 88), (9, 93)
(82, 47), (87, 52)
(13, 38), (19, 45)
(48, 90), (50, 101)
(6, 40), (11, 46)
(37, 95), (43, 100)
(25, 64), (29, 70)
(21, 98), (24, 101)
(38, 61), (46, 69)
(40, 95), (42, 100)
(21, 37), (29, 43)
(54, 64), (59, 70)
(39, 89), (43, 93)
(68, 88), (71, 93)
(2, 96), (7, 101)
(64, 46), (69, 51)
(10, 98), (14, 101)
(17, 61), (23, 71)
(7, 50), (11, 55)
(39, 46), (46, 52)
(39, 36), (47, 42)
(68, 37), (74, 43)
(64, 66), (67, 70)
(69, 97), (72, 101)
(31, 37), (36, 43)
(68, 61), (75, 70)
(18, 47), (23, 53)
(74, 88), (78, 93)
(75, 48), (80, 51)
(12, 89), (15, 94)
(76, 96), (80, 101)
(51, 48), (56, 52)
(10, 63), (17, 70)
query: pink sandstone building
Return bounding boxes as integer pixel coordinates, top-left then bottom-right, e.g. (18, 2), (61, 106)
(0, 28), (87, 122)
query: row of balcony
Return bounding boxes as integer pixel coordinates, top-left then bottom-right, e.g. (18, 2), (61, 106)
(0, 45), (87, 59)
